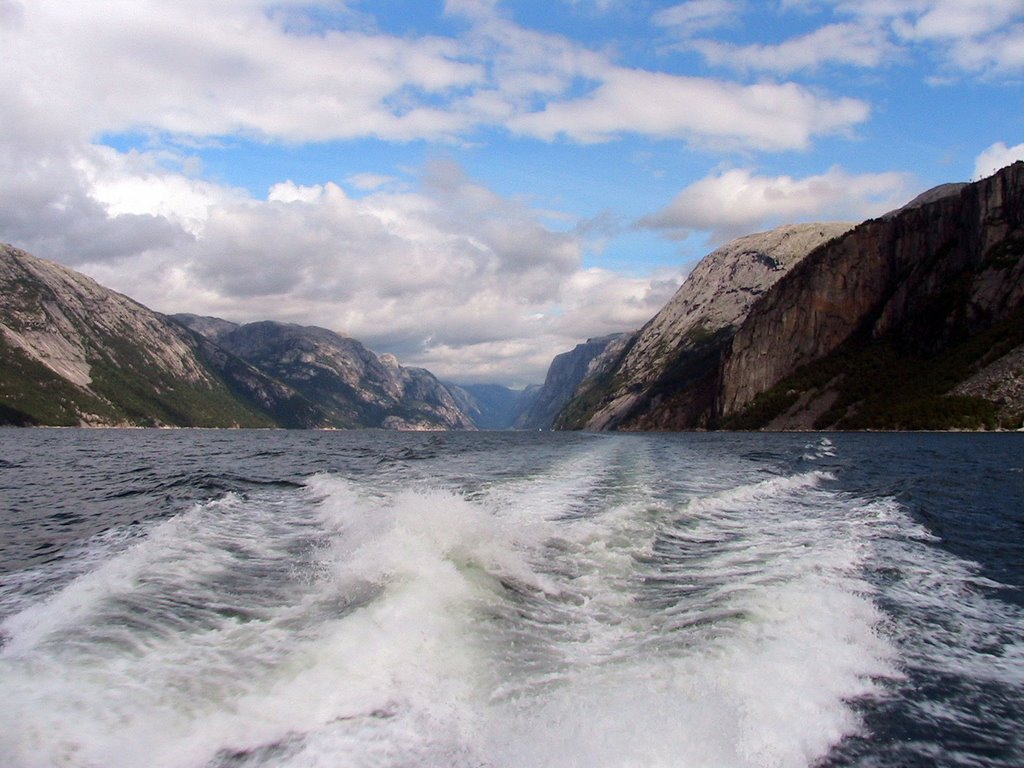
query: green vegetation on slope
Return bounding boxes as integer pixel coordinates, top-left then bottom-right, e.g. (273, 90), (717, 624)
(0, 329), (279, 428)
(88, 348), (277, 428)
(0, 334), (116, 425)
(721, 307), (1024, 431)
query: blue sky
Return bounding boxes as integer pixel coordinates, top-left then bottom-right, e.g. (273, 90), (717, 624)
(1, 0), (1022, 385)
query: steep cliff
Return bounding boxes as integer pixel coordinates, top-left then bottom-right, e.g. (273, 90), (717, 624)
(720, 162), (1024, 430)
(556, 223), (854, 430)
(0, 244), (284, 427)
(178, 318), (475, 430)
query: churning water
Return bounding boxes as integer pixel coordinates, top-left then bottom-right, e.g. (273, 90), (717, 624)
(0, 429), (1021, 767)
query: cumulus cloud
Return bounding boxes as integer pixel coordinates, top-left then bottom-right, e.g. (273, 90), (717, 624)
(682, 0), (1024, 76)
(974, 141), (1024, 179)
(0, 0), (875, 155)
(639, 166), (914, 243)
(0, 0), (483, 146)
(692, 21), (894, 74)
(508, 68), (870, 149)
(51, 147), (673, 384)
(0, 144), (194, 264)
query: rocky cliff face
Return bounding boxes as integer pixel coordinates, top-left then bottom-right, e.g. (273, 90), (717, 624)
(0, 243), (282, 427)
(518, 333), (631, 429)
(556, 223), (854, 430)
(719, 162), (1024, 428)
(177, 318), (475, 430)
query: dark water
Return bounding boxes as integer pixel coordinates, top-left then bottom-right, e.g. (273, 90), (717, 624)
(0, 429), (1021, 767)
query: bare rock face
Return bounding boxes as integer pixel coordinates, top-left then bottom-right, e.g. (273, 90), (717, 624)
(952, 342), (1024, 425)
(719, 162), (1024, 421)
(1, 245), (211, 390)
(0, 244), (279, 427)
(557, 223), (853, 430)
(179, 319), (475, 430)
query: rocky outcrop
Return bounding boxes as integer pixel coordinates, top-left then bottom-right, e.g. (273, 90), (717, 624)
(0, 243), (282, 427)
(519, 333), (632, 429)
(556, 223), (854, 430)
(950, 341), (1024, 422)
(719, 162), (1024, 425)
(178, 318), (475, 430)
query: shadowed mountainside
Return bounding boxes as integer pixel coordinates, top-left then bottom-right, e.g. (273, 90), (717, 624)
(556, 223), (854, 430)
(550, 162), (1023, 431)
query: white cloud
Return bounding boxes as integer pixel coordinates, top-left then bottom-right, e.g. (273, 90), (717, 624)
(639, 165), (914, 243)
(0, 0), (483, 146)
(887, 0), (1024, 74)
(652, 1), (741, 34)
(0, 143), (195, 264)
(75, 146), (247, 235)
(0, 0), (877, 156)
(847, 0), (1023, 74)
(682, 1), (1023, 76)
(892, 0), (1019, 40)
(974, 141), (1024, 179)
(692, 21), (894, 73)
(267, 181), (327, 204)
(42, 145), (673, 384)
(508, 68), (870, 149)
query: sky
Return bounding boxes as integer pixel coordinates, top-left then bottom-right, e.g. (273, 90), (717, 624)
(1, 0), (1022, 386)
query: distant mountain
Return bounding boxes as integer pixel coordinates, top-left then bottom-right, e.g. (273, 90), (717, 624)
(444, 382), (538, 430)
(519, 333), (632, 429)
(555, 223), (854, 430)
(175, 317), (475, 430)
(0, 244), (295, 427)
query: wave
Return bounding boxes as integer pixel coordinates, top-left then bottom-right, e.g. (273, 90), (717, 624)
(1, 436), (1018, 768)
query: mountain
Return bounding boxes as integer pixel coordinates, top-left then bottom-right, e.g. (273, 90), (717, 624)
(555, 223), (854, 430)
(551, 162), (1024, 432)
(520, 333), (632, 429)
(0, 243), (294, 427)
(175, 317), (475, 430)
(719, 162), (1024, 430)
(0, 245), (476, 430)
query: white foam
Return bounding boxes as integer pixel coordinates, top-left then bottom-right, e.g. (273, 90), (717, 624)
(0, 449), (913, 768)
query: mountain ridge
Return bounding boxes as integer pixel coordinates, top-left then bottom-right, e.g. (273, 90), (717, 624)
(0, 243), (283, 427)
(175, 316), (476, 431)
(4, 163), (1022, 431)
(0, 244), (480, 429)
